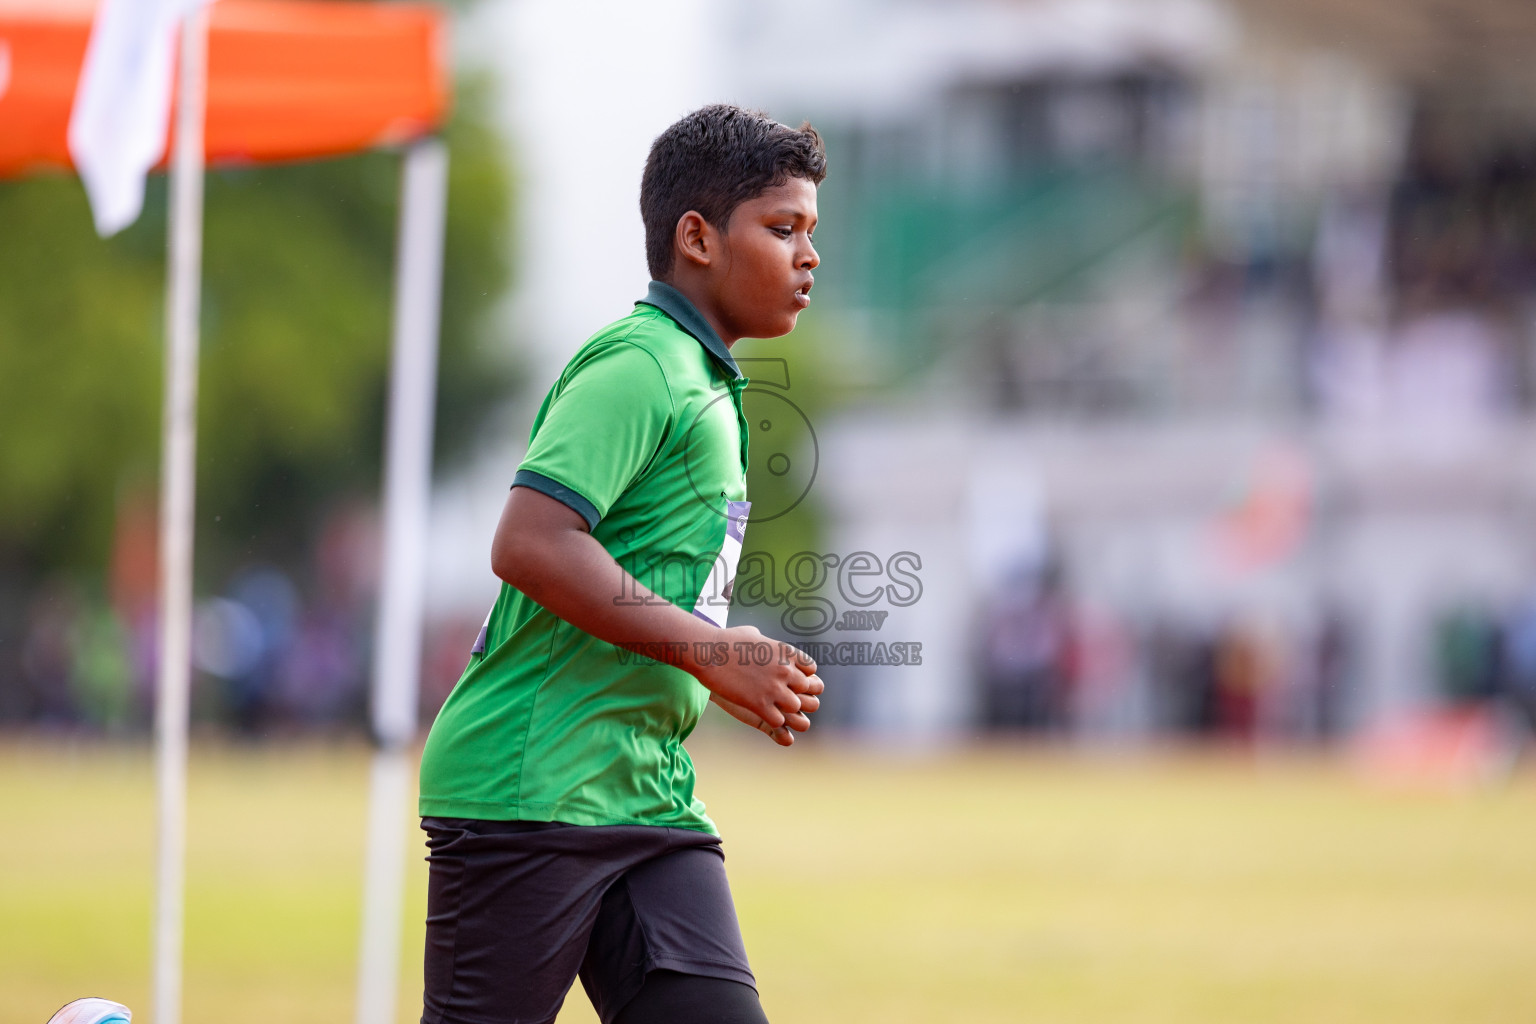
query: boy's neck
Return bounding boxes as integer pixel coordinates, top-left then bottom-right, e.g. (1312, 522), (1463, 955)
(660, 272), (737, 348)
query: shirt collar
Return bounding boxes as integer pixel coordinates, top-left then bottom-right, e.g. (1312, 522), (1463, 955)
(636, 280), (741, 379)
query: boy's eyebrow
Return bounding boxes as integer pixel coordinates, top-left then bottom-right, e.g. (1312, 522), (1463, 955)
(767, 207), (813, 220)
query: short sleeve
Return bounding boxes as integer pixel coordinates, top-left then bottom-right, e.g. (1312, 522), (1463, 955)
(513, 342), (675, 529)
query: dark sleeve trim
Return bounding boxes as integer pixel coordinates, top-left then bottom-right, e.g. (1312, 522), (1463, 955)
(512, 470), (601, 531)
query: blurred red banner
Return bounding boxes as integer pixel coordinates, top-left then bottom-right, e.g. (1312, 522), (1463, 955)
(0, 0), (448, 177)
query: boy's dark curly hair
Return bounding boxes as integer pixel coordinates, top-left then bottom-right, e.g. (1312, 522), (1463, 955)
(641, 104), (827, 279)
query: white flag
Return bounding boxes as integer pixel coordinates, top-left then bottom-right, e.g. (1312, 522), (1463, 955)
(68, 0), (212, 237)
(0, 40), (13, 103)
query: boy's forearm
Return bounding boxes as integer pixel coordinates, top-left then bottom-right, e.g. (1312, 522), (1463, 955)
(492, 486), (819, 737)
(505, 527), (816, 740)
(499, 521), (721, 677)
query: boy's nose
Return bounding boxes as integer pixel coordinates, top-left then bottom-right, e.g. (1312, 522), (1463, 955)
(799, 243), (819, 270)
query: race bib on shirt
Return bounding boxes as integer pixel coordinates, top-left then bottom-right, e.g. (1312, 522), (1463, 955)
(470, 605), (492, 656)
(691, 500), (750, 628)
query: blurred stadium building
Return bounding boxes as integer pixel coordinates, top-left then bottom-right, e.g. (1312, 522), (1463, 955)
(772, 0), (1536, 744)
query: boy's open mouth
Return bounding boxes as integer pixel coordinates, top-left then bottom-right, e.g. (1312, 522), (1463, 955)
(794, 280), (813, 308)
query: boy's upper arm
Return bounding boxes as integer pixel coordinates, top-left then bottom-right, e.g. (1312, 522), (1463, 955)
(513, 341), (675, 530)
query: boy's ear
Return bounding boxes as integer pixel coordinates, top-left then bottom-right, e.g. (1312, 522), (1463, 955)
(675, 210), (714, 269)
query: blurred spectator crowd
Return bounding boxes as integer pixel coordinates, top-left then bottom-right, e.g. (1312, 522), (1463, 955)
(0, 502), (476, 737)
(977, 560), (1536, 746)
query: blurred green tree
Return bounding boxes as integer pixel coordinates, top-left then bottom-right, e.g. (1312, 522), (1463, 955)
(0, 73), (517, 581)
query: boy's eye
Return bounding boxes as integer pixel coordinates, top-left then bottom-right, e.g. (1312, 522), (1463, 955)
(772, 226), (792, 238)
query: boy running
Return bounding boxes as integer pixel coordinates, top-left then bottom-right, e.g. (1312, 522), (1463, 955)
(417, 105), (827, 1024)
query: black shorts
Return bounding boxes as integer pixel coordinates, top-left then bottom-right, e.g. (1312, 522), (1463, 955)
(420, 817), (757, 1024)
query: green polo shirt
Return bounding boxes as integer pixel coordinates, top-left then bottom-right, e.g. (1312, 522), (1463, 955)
(418, 282), (752, 834)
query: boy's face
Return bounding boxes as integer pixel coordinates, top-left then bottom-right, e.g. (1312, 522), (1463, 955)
(710, 177), (819, 341)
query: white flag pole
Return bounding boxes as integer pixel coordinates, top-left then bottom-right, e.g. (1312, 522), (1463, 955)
(153, 8), (209, 1024)
(355, 137), (449, 1024)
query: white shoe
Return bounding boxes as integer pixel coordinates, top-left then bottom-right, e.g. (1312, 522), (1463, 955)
(46, 998), (131, 1024)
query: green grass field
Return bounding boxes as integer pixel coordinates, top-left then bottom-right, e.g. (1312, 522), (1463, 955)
(3, 735), (1534, 1024)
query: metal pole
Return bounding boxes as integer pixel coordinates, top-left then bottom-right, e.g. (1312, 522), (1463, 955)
(153, 8), (208, 1024)
(355, 137), (449, 1024)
